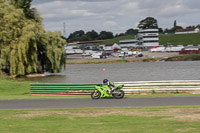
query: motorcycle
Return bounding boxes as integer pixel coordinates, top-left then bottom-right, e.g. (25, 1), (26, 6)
(91, 84), (125, 99)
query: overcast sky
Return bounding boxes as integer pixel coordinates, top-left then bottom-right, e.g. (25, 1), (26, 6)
(32, 0), (200, 37)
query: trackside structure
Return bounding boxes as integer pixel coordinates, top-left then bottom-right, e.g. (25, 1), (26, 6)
(30, 80), (200, 95)
(137, 29), (159, 47)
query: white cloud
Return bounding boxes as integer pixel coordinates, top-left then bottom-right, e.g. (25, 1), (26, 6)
(32, 0), (200, 36)
(103, 21), (117, 27)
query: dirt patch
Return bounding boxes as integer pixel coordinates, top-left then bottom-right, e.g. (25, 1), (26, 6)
(174, 128), (196, 132)
(8, 108), (200, 122)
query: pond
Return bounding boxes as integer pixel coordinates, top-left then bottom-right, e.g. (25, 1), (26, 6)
(22, 61), (200, 83)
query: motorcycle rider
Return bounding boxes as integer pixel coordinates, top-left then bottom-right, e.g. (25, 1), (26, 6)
(103, 79), (115, 93)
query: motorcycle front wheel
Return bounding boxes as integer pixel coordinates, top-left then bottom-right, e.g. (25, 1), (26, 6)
(113, 90), (125, 99)
(91, 91), (101, 99)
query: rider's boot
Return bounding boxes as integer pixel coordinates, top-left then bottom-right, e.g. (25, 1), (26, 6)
(107, 89), (111, 94)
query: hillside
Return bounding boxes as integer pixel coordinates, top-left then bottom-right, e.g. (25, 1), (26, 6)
(98, 33), (200, 46)
(97, 35), (135, 45)
(159, 33), (200, 46)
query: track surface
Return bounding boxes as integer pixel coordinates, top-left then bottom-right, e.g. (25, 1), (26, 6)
(0, 96), (200, 110)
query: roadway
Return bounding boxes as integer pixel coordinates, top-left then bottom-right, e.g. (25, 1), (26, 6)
(0, 96), (200, 110)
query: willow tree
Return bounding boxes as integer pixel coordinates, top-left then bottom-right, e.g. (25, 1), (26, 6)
(0, 0), (66, 75)
(39, 31), (66, 73)
(11, 0), (34, 19)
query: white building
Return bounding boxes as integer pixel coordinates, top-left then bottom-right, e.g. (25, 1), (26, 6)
(119, 39), (137, 48)
(102, 43), (120, 51)
(175, 28), (200, 34)
(137, 29), (159, 47)
(64, 45), (83, 55)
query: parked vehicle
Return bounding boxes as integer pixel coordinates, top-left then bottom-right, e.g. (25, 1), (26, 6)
(82, 52), (91, 56)
(74, 49), (83, 54)
(150, 46), (184, 52)
(91, 84), (125, 99)
(179, 46), (200, 54)
(82, 50), (95, 56)
(127, 51), (133, 56)
(150, 47), (166, 52)
(118, 51), (126, 57)
(136, 53), (143, 58)
(91, 52), (107, 59)
(132, 51), (141, 55)
(65, 49), (75, 55)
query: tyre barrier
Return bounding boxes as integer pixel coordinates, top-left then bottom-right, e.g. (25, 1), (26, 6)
(30, 80), (200, 95)
(30, 83), (100, 95)
(116, 80), (200, 94)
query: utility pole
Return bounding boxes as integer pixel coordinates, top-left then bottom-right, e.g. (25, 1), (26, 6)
(63, 22), (66, 38)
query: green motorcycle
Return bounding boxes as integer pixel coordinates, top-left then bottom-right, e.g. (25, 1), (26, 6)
(91, 84), (125, 99)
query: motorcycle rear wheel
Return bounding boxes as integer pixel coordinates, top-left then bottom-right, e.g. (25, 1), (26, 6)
(113, 90), (124, 99)
(91, 91), (101, 99)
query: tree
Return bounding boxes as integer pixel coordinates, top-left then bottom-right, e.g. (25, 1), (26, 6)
(39, 31), (65, 73)
(174, 20), (177, 27)
(67, 30), (85, 42)
(86, 30), (98, 40)
(186, 25), (195, 29)
(0, 0), (65, 75)
(98, 31), (113, 40)
(80, 34), (89, 41)
(11, 0), (34, 19)
(125, 28), (138, 35)
(31, 8), (43, 23)
(158, 28), (164, 33)
(138, 17), (158, 29)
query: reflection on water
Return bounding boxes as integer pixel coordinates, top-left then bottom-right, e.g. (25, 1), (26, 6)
(21, 61), (200, 83)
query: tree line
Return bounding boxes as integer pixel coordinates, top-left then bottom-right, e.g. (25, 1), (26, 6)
(67, 29), (139, 43)
(0, 0), (65, 76)
(67, 17), (200, 43)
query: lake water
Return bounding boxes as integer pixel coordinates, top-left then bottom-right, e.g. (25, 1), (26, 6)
(23, 61), (200, 83)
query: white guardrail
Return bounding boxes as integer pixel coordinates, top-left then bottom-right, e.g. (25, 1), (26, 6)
(115, 80), (200, 94)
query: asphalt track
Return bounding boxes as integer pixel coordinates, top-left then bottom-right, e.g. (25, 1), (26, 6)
(0, 96), (200, 110)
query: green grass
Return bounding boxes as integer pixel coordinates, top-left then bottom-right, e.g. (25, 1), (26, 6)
(66, 58), (161, 64)
(97, 35), (135, 45)
(159, 33), (200, 45)
(97, 33), (200, 46)
(0, 78), (89, 100)
(1, 106), (200, 133)
(166, 54), (200, 61)
(1, 78), (200, 100)
(0, 78), (30, 96)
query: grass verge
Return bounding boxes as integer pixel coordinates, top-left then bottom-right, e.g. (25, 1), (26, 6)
(1, 78), (200, 100)
(0, 78), (89, 100)
(66, 58), (160, 64)
(1, 106), (200, 133)
(66, 54), (200, 64)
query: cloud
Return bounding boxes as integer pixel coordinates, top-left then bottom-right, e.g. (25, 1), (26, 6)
(32, 0), (115, 4)
(32, 0), (200, 35)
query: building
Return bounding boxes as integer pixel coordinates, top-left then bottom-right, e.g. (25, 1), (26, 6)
(179, 46), (200, 55)
(66, 40), (104, 50)
(137, 29), (159, 47)
(175, 28), (200, 34)
(119, 39), (138, 48)
(102, 43), (120, 51)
